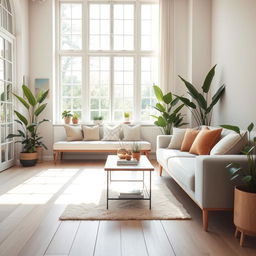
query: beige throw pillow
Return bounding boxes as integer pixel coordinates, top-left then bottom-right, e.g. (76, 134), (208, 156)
(122, 125), (141, 141)
(82, 125), (100, 141)
(64, 125), (83, 141)
(102, 124), (120, 141)
(168, 128), (187, 149)
(210, 131), (248, 155)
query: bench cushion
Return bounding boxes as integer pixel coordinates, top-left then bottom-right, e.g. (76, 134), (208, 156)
(53, 141), (151, 151)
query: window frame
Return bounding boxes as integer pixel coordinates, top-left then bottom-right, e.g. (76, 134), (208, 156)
(55, 0), (158, 124)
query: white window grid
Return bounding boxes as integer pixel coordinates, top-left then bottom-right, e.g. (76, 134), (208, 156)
(55, 0), (159, 124)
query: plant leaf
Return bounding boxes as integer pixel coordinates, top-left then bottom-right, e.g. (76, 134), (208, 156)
(13, 93), (29, 109)
(154, 116), (167, 127)
(247, 122), (254, 132)
(6, 134), (21, 139)
(175, 96), (197, 109)
(22, 85), (37, 106)
(37, 89), (49, 103)
(34, 103), (47, 116)
(14, 111), (28, 126)
(220, 125), (240, 134)
(153, 85), (164, 102)
(155, 103), (166, 112)
(163, 92), (172, 104)
(242, 175), (252, 183)
(202, 64), (217, 93)
(171, 97), (179, 107)
(173, 104), (184, 114)
(178, 75), (200, 100)
(206, 84), (225, 113)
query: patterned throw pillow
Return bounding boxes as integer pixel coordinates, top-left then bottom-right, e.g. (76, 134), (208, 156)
(102, 125), (121, 141)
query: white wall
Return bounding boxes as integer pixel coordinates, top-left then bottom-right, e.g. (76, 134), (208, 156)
(212, 0), (256, 129)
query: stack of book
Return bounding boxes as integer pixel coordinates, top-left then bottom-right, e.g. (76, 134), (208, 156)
(117, 159), (138, 165)
(119, 190), (144, 199)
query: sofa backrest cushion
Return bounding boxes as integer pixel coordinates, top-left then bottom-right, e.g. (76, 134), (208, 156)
(210, 131), (248, 155)
(102, 124), (121, 141)
(122, 124), (141, 141)
(82, 125), (100, 141)
(189, 128), (222, 155)
(64, 125), (83, 141)
(168, 128), (187, 149)
(181, 129), (200, 151)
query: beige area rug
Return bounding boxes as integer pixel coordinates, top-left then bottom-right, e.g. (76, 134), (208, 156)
(59, 168), (191, 220)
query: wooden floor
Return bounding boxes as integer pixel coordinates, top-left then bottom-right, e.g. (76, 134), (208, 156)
(0, 160), (255, 256)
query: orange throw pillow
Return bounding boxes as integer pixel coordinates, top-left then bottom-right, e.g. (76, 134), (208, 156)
(181, 129), (200, 151)
(189, 128), (222, 155)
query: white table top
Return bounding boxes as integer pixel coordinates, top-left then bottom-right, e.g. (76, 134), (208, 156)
(104, 155), (154, 171)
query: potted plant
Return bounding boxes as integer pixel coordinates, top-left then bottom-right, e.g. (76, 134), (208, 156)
(152, 85), (187, 135)
(93, 116), (103, 125)
(72, 112), (79, 124)
(62, 110), (72, 124)
(176, 65), (225, 126)
(132, 142), (141, 161)
(124, 112), (130, 123)
(220, 123), (256, 246)
(7, 85), (49, 167)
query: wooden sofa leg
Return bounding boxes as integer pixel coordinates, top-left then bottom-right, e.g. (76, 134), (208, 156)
(159, 165), (163, 176)
(60, 152), (63, 160)
(203, 209), (208, 231)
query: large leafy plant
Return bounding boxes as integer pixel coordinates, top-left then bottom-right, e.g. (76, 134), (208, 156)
(221, 123), (256, 193)
(152, 85), (187, 135)
(177, 65), (225, 126)
(7, 85), (49, 153)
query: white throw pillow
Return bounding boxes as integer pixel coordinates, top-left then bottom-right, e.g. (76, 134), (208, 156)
(168, 128), (187, 149)
(102, 124), (121, 141)
(210, 131), (248, 155)
(82, 125), (100, 141)
(64, 125), (83, 141)
(122, 125), (141, 141)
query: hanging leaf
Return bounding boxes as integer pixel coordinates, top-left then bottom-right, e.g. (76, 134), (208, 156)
(35, 103), (47, 116)
(247, 122), (254, 132)
(202, 64), (217, 93)
(175, 96), (196, 109)
(220, 125), (240, 134)
(163, 92), (172, 104)
(37, 89), (49, 103)
(13, 93), (29, 109)
(153, 85), (164, 102)
(178, 75), (200, 100)
(14, 111), (28, 126)
(22, 85), (37, 106)
(206, 84), (225, 113)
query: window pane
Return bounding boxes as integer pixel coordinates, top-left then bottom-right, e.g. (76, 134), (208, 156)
(141, 4), (159, 51)
(89, 4), (110, 50)
(140, 57), (158, 121)
(89, 57), (110, 121)
(113, 57), (134, 121)
(60, 3), (82, 50)
(113, 4), (134, 51)
(60, 56), (82, 118)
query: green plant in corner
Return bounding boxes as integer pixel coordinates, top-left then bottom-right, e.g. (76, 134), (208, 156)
(152, 84), (187, 135)
(220, 123), (256, 193)
(177, 65), (225, 126)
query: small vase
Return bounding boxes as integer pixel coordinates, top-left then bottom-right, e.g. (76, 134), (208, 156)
(64, 117), (71, 124)
(132, 152), (141, 161)
(72, 118), (78, 124)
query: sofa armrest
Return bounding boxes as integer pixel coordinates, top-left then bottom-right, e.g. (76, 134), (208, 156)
(156, 135), (172, 149)
(194, 155), (248, 209)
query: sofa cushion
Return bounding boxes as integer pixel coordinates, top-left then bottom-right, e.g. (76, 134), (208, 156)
(102, 124), (121, 141)
(53, 141), (151, 151)
(156, 148), (196, 170)
(82, 125), (100, 141)
(122, 124), (141, 141)
(167, 157), (196, 191)
(181, 129), (200, 151)
(64, 125), (83, 141)
(168, 128), (186, 149)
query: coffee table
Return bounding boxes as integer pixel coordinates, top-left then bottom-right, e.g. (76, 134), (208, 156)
(104, 155), (154, 209)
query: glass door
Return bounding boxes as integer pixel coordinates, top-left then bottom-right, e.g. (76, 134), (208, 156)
(0, 35), (14, 172)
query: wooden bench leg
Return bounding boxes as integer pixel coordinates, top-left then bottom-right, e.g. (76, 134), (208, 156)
(60, 152), (63, 160)
(159, 165), (163, 176)
(144, 151), (150, 158)
(53, 151), (59, 164)
(203, 209), (208, 231)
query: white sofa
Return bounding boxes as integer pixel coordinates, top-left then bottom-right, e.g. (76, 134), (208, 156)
(156, 134), (248, 231)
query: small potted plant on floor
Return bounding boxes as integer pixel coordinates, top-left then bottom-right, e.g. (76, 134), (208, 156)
(93, 116), (103, 125)
(72, 112), (79, 124)
(124, 112), (130, 124)
(62, 110), (72, 124)
(7, 85), (49, 167)
(221, 123), (256, 246)
(132, 142), (141, 161)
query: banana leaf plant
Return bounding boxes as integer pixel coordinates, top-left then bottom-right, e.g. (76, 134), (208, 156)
(220, 123), (256, 193)
(176, 65), (225, 126)
(151, 85), (187, 135)
(6, 85), (49, 153)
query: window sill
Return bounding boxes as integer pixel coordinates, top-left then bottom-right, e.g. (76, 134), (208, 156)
(52, 122), (156, 127)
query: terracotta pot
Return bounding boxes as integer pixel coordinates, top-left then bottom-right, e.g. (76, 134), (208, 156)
(64, 117), (71, 124)
(234, 186), (256, 235)
(20, 152), (38, 167)
(72, 118), (78, 124)
(132, 152), (141, 161)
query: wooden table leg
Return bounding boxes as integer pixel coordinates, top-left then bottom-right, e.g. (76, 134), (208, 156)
(235, 228), (239, 238)
(240, 232), (245, 247)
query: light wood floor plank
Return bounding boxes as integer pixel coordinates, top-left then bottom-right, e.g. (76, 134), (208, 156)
(69, 221), (99, 256)
(45, 221), (80, 255)
(94, 221), (121, 256)
(121, 221), (148, 256)
(142, 220), (175, 256)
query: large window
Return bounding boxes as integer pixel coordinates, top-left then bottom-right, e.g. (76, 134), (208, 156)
(57, 0), (159, 123)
